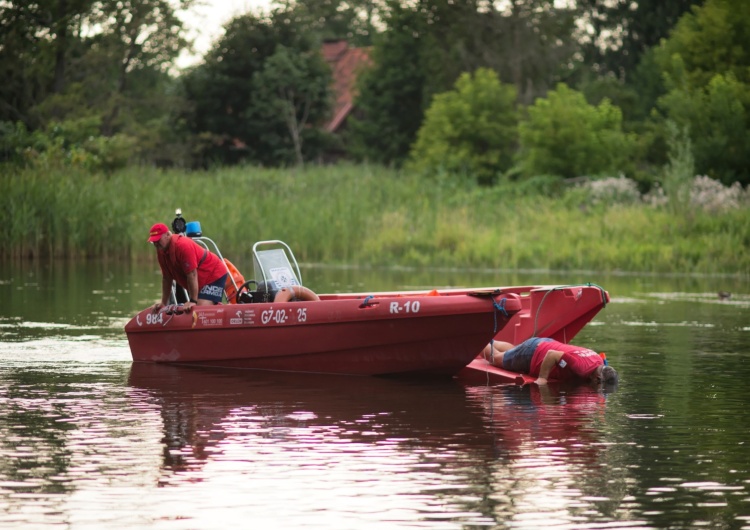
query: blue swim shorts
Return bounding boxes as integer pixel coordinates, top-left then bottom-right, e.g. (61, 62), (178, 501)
(198, 273), (228, 304)
(502, 337), (554, 373)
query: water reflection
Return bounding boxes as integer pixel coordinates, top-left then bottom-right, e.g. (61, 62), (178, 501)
(0, 364), (162, 528)
(127, 364), (641, 528)
(127, 364), (510, 527)
(127, 364), (491, 475)
(462, 383), (638, 527)
(2, 259), (750, 529)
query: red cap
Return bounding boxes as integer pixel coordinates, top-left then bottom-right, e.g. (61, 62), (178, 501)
(148, 223), (169, 243)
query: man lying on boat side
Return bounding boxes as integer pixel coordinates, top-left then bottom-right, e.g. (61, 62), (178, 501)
(483, 337), (619, 386)
(148, 223), (228, 311)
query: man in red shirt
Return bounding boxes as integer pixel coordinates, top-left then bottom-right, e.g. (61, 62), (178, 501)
(483, 337), (618, 386)
(148, 223), (228, 311)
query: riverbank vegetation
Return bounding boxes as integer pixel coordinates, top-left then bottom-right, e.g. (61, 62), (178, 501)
(2, 0), (749, 188)
(2, 1), (749, 276)
(2, 162), (748, 276)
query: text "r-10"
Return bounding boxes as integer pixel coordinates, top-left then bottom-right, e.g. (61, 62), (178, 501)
(390, 300), (420, 314)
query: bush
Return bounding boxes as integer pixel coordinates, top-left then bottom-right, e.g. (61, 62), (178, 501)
(582, 175), (642, 206)
(1, 118), (137, 173)
(690, 175), (748, 212)
(661, 120), (694, 215)
(517, 83), (636, 179)
(658, 72), (750, 186)
(408, 68), (518, 186)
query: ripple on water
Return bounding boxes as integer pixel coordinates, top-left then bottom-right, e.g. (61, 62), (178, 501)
(1, 320), (750, 529)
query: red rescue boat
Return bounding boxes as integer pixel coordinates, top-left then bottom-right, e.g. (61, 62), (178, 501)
(125, 288), (523, 376)
(125, 216), (609, 379)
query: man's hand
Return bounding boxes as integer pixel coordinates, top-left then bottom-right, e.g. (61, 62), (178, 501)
(152, 302), (164, 313)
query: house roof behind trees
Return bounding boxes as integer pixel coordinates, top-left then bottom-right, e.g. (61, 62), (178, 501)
(322, 40), (371, 133)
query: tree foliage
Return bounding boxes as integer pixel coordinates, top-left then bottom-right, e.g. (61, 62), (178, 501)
(3, 0), (750, 187)
(655, 0), (750, 185)
(657, 0), (750, 87)
(517, 83), (635, 179)
(579, 0), (702, 80)
(86, 0), (195, 135)
(182, 8), (332, 167)
(0, 0), (96, 126)
(252, 45), (332, 166)
(274, 0), (382, 47)
(0, 0), (195, 168)
(466, 0), (580, 105)
(408, 68), (517, 185)
(347, 2), (426, 165)
(659, 72), (750, 186)
(350, 0), (579, 166)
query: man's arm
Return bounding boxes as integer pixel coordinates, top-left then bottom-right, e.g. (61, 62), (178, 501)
(186, 269), (199, 304)
(160, 276), (173, 305)
(535, 349), (564, 385)
(153, 274), (173, 312)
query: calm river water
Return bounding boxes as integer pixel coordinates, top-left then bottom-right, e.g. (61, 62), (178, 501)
(1, 260), (749, 530)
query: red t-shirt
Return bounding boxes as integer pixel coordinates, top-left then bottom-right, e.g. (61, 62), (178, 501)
(529, 340), (603, 382)
(157, 234), (226, 289)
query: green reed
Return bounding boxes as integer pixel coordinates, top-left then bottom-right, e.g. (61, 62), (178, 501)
(1, 164), (748, 276)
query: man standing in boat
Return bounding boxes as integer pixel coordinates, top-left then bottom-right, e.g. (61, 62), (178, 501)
(148, 223), (228, 311)
(483, 337), (618, 386)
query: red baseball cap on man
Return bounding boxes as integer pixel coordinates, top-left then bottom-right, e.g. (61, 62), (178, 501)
(148, 223), (169, 243)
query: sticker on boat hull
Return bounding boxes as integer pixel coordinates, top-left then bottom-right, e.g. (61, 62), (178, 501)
(196, 309), (224, 327)
(389, 300), (421, 314)
(229, 309), (256, 325)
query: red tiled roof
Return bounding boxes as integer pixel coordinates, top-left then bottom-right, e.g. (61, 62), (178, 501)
(322, 40), (371, 132)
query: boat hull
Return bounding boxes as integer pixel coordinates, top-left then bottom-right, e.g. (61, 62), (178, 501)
(125, 291), (522, 377)
(323, 284), (610, 345)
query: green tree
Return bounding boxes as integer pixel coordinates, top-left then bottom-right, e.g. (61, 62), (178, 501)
(465, 0), (580, 105)
(348, 1), (426, 165)
(0, 0), (195, 168)
(570, 1), (700, 155)
(252, 45), (332, 166)
(657, 0), (750, 88)
(655, 0), (750, 185)
(0, 0), (96, 126)
(182, 8), (332, 166)
(517, 83), (635, 179)
(408, 68), (517, 185)
(350, 0), (579, 166)
(274, 0), (382, 47)
(85, 0), (195, 136)
(659, 72), (750, 185)
(579, 0), (702, 81)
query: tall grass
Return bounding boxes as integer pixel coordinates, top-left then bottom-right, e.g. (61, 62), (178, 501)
(662, 121), (695, 217)
(1, 163), (748, 275)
